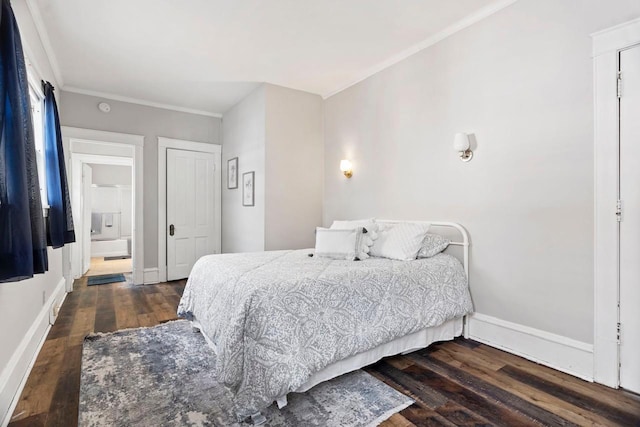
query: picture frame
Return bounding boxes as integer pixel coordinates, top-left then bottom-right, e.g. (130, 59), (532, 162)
(227, 157), (238, 189)
(242, 171), (255, 206)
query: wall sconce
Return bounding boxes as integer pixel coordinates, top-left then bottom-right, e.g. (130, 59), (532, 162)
(454, 132), (473, 162)
(340, 159), (353, 178)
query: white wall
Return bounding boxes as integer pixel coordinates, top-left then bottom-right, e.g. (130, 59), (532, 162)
(91, 186), (131, 241)
(0, 2), (68, 424)
(59, 91), (221, 268)
(265, 84), (324, 250)
(222, 84), (324, 253)
(89, 164), (132, 186)
(222, 86), (267, 253)
(323, 0), (640, 346)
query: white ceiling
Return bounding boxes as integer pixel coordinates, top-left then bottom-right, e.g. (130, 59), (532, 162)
(33, 0), (512, 116)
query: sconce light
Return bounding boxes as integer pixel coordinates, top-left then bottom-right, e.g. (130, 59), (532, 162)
(340, 159), (353, 178)
(454, 133), (473, 162)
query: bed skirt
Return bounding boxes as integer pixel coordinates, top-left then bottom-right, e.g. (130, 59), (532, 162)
(191, 316), (463, 408)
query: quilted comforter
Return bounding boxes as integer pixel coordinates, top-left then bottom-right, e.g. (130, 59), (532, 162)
(177, 249), (473, 420)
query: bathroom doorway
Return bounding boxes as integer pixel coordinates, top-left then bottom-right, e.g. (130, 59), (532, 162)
(65, 127), (144, 286)
(85, 163), (133, 277)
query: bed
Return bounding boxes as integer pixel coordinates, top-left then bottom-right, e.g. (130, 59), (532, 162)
(177, 221), (473, 423)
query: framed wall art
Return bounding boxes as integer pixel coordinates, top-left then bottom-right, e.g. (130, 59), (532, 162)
(227, 157), (238, 189)
(242, 171), (255, 206)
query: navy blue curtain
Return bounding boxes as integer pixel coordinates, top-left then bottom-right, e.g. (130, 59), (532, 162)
(0, 0), (48, 282)
(43, 81), (75, 248)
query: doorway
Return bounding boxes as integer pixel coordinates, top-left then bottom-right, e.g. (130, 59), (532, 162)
(63, 127), (144, 286)
(71, 154), (134, 281)
(85, 163), (134, 277)
(593, 19), (640, 392)
(158, 137), (221, 282)
(618, 43), (640, 394)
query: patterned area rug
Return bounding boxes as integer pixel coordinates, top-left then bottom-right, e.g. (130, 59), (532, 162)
(79, 320), (413, 426)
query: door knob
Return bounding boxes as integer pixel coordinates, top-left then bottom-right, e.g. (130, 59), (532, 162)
(169, 224), (175, 236)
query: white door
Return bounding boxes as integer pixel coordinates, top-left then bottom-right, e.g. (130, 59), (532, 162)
(619, 44), (640, 394)
(166, 149), (217, 280)
(82, 163), (92, 274)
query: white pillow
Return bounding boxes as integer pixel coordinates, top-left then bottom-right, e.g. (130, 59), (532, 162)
(330, 218), (379, 240)
(315, 227), (369, 260)
(370, 222), (431, 261)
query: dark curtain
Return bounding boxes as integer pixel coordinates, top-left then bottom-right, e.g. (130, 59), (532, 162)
(43, 81), (75, 248)
(0, 0), (48, 282)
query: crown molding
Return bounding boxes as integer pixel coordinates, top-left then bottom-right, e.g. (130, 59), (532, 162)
(24, 0), (64, 86)
(62, 86), (224, 118)
(322, 0), (519, 99)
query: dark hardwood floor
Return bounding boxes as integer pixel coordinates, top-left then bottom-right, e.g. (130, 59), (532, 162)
(8, 278), (640, 426)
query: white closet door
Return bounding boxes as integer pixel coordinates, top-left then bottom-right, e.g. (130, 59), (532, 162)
(619, 44), (640, 394)
(166, 149), (216, 281)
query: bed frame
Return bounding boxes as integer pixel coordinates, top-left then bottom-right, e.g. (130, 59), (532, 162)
(194, 220), (470, 424)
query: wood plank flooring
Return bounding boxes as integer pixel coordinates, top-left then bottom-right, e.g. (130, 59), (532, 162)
(8, 277), (185, 427)
(8, 278), (640, 426)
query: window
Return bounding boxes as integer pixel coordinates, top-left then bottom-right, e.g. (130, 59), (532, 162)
(28, 77), (48, 209)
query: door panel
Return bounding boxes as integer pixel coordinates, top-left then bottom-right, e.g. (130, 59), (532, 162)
(167, 149), (216, 280)
(619, 44), (640, 394)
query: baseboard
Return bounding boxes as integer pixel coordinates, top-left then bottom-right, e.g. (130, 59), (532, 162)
(48, 278), (67, 325)
(0, 277), (66, 427)
(467, 313), (594, 381)
(143, 268), (160, 285)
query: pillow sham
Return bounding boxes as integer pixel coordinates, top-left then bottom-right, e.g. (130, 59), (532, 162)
(369, 222), (430, 261)
(315, 227), (370, 260)
(330, 218), (379, 240)
(417, 233), (450, 258)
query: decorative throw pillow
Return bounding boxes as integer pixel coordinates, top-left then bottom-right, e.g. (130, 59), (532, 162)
(330, 218), (379, 240)
(417, 233), (450, 258)
(369, 222), (430, 261)
(315, 227), (370, 260)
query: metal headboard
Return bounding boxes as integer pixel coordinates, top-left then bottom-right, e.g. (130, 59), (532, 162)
(376, 220), (470, 278)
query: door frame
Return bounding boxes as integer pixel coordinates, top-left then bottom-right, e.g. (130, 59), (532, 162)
(81, 163), (93, 275)
(63, 126), (144, 286)
(592, 17), (640, 388)
(158, 137), (221, 283)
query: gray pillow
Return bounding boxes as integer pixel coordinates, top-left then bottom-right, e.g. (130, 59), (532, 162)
(416, 233), (450, 258)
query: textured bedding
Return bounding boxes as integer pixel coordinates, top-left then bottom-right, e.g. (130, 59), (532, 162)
(177, 249), (473, 420)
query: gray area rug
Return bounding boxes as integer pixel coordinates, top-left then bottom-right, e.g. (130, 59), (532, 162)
(79, 320), (414, 426)
(86, 273), (126, 286)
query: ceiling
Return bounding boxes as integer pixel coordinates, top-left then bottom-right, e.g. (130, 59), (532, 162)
(33, 0), (512, 116)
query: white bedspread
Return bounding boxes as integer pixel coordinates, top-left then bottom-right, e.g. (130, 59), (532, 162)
(177, 250), (473, 420)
